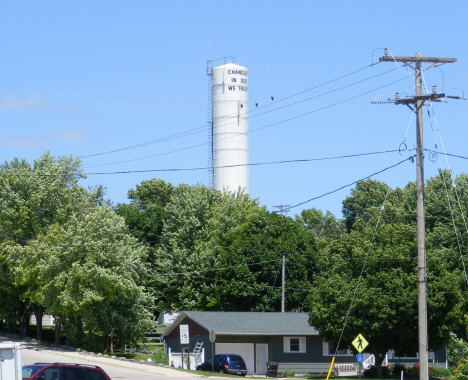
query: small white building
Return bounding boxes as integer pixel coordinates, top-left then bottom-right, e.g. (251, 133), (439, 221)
(29, 314), (55, 326)
(157, 312), (180, 326)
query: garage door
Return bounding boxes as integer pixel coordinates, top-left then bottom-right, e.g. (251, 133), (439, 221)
(215, 343), (255, 375)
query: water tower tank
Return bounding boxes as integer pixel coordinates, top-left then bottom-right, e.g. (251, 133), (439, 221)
(211, 62), (249, 193)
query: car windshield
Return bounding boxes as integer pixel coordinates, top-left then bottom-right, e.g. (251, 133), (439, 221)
(22, 365), (45, 379)
(227, 355), (244, 362)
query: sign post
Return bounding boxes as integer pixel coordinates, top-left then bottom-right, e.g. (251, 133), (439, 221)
(180, 325), (189, 369)
(356, 354), (364, 380)
(209, 330), (216, 373)
(352, 334), (368, 380)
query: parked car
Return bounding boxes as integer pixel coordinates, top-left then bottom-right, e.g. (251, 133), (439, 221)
(196, 354), (247, 376)
(22, 363), (111, 380)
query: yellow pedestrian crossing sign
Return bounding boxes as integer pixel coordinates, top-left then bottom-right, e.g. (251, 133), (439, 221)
(352, 334), (368, 353)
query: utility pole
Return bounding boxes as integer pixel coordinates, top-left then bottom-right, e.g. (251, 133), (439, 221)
(273, 205), (290, 215)
(281, 254), (286, 312)
(379, 51), (456, 380)
(273, 205), (290, 312)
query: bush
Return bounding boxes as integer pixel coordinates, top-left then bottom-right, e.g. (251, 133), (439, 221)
(454, 355), (468, 380)
(449, 336), (468, 368)
(392, 363), (407, 376)
(411, 364), (420, 378)
(364, 366), (377, 377)
(152, 349), (168, 365)
(363, 365), (390, 377)
(430, 367), (452, 378)
(283, 368), (297, 377)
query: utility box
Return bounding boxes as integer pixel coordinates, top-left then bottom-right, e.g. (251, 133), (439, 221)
(0, 343), (22, 380)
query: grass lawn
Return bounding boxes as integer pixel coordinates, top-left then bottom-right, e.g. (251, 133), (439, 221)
(174, 368), (253, 378)
(154, 325), (169, 333)
(175, 369), (346, 378)
(108, 353), (155, 361)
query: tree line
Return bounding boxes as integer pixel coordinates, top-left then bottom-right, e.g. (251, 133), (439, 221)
(1, 152), (467, 361)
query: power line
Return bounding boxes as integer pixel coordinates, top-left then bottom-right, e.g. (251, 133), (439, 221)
(5, 228), (464, 262)
(153, 259), (281, 276)
(164, 271), (468, 296)
(0, 149), (401, 176)
(84, 75), (409, 169)
(282, 156), (413, 212)
(78, 64), (378, 159)
(424, 148), (468, 161)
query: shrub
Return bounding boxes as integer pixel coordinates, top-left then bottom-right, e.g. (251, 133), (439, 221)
(364, 365), (377, 377)
(449, 336), (468, 368)
(382, 365), (390, 377)
(283, 368), (297, 377)
(152, 349), (169, 365)
(411, 363), (420, 378)
(454, 355), (468, 380)
(363, 365), (390, 377)
(430, 367), (452, 378)
(392, 363), (406, 376)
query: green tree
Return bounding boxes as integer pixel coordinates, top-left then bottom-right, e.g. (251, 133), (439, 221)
(296, 208), (344, 241)
(213, 212), (318, 312)
(115, 178), (174, 247)
(10, 206), (155, 350)
(152, 184), (263, 311)
(342, 179), (391, 232)
(309, 179), (465, 378)
(151, 183), (318, 312)
(0, 152), (94, 339)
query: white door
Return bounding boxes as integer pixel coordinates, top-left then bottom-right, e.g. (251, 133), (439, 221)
(215, 343), (255, 375)
(256, 344), (268, 375)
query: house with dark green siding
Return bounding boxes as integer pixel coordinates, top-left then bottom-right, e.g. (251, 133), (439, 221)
(162, 311), (449, 375)
(162, 311), (356, 375)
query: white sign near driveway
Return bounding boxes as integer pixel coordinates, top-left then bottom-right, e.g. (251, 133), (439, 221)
(179, 324), (189, 344)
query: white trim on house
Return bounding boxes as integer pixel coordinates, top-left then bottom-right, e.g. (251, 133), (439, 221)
(388, 350), (435, 360)
(322, 341), (352, 356)
(283, 337), (306, 353)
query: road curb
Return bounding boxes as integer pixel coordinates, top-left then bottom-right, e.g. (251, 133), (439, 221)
(0, 333), (198, 377)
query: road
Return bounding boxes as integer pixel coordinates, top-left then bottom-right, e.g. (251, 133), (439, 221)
(3, 335), (205, 380)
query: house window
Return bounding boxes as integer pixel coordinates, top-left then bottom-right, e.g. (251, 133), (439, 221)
(284, 337), (306, 353)
(323, 341), (352, 356)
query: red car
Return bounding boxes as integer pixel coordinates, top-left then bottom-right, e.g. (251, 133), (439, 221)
(22, 363), (111, 380)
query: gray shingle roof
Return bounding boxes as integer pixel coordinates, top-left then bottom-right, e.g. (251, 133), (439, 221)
(180, 311), (319, 335)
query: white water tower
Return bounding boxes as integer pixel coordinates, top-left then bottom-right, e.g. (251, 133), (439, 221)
(207, 58), (249, 193)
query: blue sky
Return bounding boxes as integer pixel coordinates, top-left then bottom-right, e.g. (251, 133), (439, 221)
(1, 1), (467, 217)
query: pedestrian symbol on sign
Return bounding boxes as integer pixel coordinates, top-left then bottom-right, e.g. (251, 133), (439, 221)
(351, 334), (368, 353)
